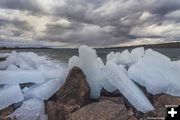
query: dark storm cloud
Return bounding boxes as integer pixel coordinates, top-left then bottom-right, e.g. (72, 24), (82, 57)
(0, 0), (42, 12)
(0, 18), (32, 31)
(0, 18), (33, 37)
(1, 0), (180, 47)
(149, 0), (180, 15)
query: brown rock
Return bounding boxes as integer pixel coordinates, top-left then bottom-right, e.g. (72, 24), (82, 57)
(127, 108), (134, 117)
(68, 100), (127, 120)
(45, 101), (65, 120)
(0, 106), (14, 120)
(142, 108), (165, 120)
(56, 66), (90, 107)
(128, 116), (137, 120)
(153, 94), (180, 108)
(99, 96), (125, 104)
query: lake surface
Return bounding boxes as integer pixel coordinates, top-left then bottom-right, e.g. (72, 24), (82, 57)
(1, 48), (180, 65)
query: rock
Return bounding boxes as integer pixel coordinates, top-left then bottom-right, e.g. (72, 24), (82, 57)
(127, 108), (134, 117)
(142, 108), (165, 120)
(100, 88), (121, 97)
(128, 116), (137, 120)
(68, 100), (127, 120)
(56, 66), (90, 107)
(153, 94), (180, 108)
(46, 101), (80, 120)
(0, 106), (14, 120)
(46, 101), (65, 120)
(99, 96), (125, 104)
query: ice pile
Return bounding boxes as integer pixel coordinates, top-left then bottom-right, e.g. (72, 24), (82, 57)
(69, 45), (154, 113)
(0, 85), (24, 110)
(0, 51), (67, 118)
(12, 98), (47, 120)
(128, 49), (180, 96)
(106, 47), (144, 67)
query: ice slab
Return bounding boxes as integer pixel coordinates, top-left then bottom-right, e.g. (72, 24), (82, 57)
(78, 45), (104, 98)
(106, 49), (139, 67)
(130, 47), (144, 64)
(0, 85), (24, 110)
(68, 56), (80, 69)
(128, 51), (180, 96)
(144, 49), (171, 62)
(0, 70), (45, 84)
(0, 51), (64, 71)
(103, 62), (154, 113)
(0, 69), (67, 85)
(24, 79), (63, 100)
(6, 64), (20, 70)
(12, 98), (47, 120)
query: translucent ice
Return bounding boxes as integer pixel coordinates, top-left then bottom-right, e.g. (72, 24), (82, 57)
(144, 49), (171, 62)
(103, 62), (154, 113)
(24, 79), (64, 100)
(106, 47), (145, 67)
(7, 64), (20, 70)
(118, 49), (132, 66)
(0, 85), (24, 110)
(0, 70), (45, 84)
(68, 56), (80, 69)
(128, 50), (180, 96)
(130, 47), (144, 64)
(0, 51), (63, 71)
(0, 69), (67, 85)
(12, 98), (47, 120)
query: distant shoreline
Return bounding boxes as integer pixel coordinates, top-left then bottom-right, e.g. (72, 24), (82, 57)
(0, 42), (180, 50)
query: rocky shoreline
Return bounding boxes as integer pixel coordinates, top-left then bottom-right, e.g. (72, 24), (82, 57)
(1, 66), (180, 120)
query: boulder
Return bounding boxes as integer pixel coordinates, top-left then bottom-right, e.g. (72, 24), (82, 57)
(46, 101), (65, 120)
(143, 108), (165, 119)
(68, 100), (127, 120)
(153, 94), (180, 108)
(56, 66), (90, 107)
(99, 96), (125, 104)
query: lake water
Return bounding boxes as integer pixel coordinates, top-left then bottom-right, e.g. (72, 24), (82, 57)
(1, 48), (180, 65)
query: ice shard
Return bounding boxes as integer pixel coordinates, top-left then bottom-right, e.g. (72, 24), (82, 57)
(24, 79), (63, 100)
(128, 53), (180, 96)
(103, 62), (154, 113)
(12, 98), (47, 120)
(0, 85), (24, 110)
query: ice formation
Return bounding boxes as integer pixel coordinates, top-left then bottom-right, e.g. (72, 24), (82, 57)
(0, 51), (67, 113)
(0, 71), (45, 84)
(24, 79), (64, 100)
(128, 49), (180, 96)
(12, 98), (47, 120)
(68, 45), (104, 98)
(1, 45), (180, 115)
(0, 85), (24, 110)
(103, 62), (154, 113)
(106, 47), (144, 67)
(68, 45), (154, 113)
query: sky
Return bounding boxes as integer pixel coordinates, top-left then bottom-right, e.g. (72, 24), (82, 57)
(0, 0), (180, 48)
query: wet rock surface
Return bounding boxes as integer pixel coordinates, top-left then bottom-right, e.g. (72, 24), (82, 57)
(68, 100), (128, 120)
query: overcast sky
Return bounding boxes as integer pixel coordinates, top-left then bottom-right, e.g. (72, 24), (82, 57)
(0, 0), (180, 47)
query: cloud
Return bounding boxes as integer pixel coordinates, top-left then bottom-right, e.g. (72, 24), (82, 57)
(0, 0), (43, 13)
(1, 0), (180, 47)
